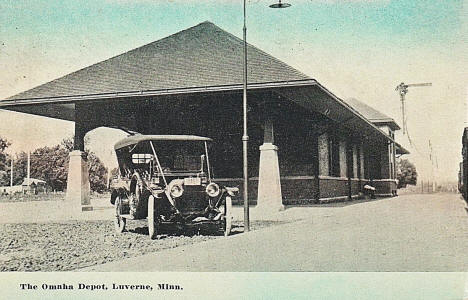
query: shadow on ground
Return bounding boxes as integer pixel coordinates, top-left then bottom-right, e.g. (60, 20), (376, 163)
(283, 196), (392, 208)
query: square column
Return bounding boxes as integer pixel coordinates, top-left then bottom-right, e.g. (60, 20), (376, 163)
(65, 110), (92, 212)
(339, 139), (347, 177)
(256, 112), (284, 213)
(66, 150), (91, 211)
(256, 143), (284, 212)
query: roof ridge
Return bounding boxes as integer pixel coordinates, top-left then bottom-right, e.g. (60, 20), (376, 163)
(6, 21), (310, 100)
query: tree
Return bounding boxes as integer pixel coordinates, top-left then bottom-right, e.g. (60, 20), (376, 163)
(87, 152), (108, 193)
(32, 146), (69, 191)
(0, 137), (11, 174)
(0, 137), (11, 186)
(61, 136), (108, 193)
(397, 159), (418, 188)
(11, 151), (28, 186)
(1, 135), (108, 192)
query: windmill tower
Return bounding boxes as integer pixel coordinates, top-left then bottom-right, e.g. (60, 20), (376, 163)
(395, 82), (432, 134)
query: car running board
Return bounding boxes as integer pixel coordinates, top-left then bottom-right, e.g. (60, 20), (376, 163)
(118, 214), (135, 220)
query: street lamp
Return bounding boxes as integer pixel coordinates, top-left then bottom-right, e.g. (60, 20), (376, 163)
(242, 0), (291, 233)
(269, 0), (291, 8)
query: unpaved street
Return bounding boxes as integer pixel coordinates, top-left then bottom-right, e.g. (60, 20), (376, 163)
(84, 193), (468, 271)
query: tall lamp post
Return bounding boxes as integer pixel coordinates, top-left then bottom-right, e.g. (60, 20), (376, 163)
(242, 0), (291, 232)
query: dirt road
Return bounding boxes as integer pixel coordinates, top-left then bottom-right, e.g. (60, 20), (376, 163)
(83, 193), (468, 271)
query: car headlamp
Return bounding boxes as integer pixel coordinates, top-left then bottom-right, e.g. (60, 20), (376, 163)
(168, 180), (184, 198)
(205, 182), (220, 197)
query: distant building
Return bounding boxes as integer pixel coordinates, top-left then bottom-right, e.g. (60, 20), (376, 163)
(22, 178), (49, 194)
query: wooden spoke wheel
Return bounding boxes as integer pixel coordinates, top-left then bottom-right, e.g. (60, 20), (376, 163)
(114, 197), (126, 233)
(223, 196), (232, 237)
(148, 195), (159, 240)
(130, 174), (144, 202)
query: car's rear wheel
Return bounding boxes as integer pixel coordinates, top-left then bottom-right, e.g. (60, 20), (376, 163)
(114, 196), (126, 233)
(223, 196), (232, 237)
(148, 195), (159, 240)
(129, 173), (149, 219)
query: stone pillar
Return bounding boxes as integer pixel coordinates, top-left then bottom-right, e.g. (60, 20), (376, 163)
(257, 143), (283, 212)
(65, 111), (92, 211)
(360, 143), (366, 180)
(339, 139), (347, 178)
(256, 115), (284, 212)
(318, 133), (329, 176)
(352, 144), (358, 178)
(357, 143), (363, 192)
(66, 151), (91, 211)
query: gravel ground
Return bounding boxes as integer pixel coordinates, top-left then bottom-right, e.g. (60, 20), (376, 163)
(86, 193), (468, 272)
(0, 192), (108, 203)
(0, 193), (65, 203)
(0, 219), (286, 271)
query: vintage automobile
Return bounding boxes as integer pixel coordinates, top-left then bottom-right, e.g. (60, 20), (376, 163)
(110, 134), (238, 239)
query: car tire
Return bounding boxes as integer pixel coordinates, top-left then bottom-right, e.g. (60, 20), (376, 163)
(130, 173), (148, 218)
(223, 196), (232, 237)
(148, 195), (158, 240)
(114, 196), (126, 233)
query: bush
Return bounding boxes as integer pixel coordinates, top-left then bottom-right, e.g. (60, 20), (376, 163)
(397, 159), (418, 188)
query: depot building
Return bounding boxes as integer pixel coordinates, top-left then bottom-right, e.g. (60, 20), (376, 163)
(0, 21), (408, 211)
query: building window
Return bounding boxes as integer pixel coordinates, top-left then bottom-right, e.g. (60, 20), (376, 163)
(328, 135), (340, 177)
(347, 143), (355, 178)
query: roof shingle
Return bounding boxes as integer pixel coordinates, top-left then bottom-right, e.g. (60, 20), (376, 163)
(345, 97), (400, 130)
(8, 21), (310, 100)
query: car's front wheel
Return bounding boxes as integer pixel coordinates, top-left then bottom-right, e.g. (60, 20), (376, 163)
(147, 195), (159, 240)
(223, 196), (232, 237)
(114, 196), (126, 233)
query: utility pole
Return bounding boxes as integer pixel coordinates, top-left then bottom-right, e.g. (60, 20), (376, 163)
(10, 158), (13, 187)
(395, 82), (432, 134)
(27, 151), (31, 186)
(429, 140), (436, 193)
(242, 0), (250, 232)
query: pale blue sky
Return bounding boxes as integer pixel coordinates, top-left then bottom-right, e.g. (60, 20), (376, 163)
(0, 0), (466, 181)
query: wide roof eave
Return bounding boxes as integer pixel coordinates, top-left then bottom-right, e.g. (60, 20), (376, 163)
(0, 79), (317, 107)
(396, 142), (410, 155)
(311, 82), (399, 144)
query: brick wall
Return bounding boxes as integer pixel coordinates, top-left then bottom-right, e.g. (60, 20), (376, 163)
(319, 177), (348, 198)
(372, 179), (395, 195)
(281, 177), (318, 204)
(351, 179), (361, 195)
(380, 144), (390, 179)
(216, 178), (258, 205)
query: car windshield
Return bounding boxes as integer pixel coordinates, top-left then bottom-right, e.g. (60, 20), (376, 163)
(147, 140), (207, 172)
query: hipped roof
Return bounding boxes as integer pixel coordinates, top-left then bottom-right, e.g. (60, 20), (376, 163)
(1, 21), (406, 153)
(345, 98), (400, 131)
(7, 21), (308, 100)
